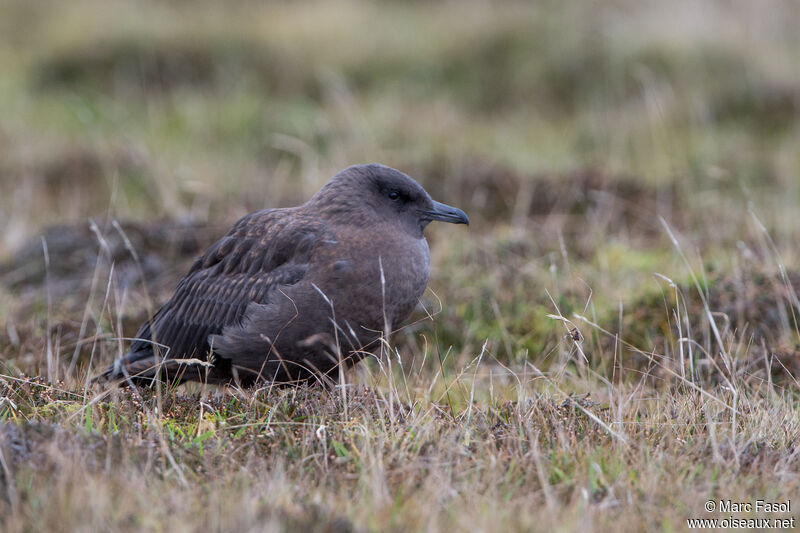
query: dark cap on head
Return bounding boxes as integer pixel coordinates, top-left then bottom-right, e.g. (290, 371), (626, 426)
(312, 163), (469, 235)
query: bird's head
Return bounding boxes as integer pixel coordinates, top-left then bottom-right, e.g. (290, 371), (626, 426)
(312, 163), (469, 237)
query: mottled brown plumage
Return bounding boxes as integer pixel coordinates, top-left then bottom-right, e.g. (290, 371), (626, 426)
(98, 164), (468, 386)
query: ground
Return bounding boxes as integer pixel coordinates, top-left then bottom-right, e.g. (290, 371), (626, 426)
(1, 1), (800, 531)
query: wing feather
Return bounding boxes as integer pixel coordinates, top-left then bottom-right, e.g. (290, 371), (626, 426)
(121, 210), (327, 373)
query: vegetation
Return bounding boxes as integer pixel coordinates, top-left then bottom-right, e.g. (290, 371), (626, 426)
(1, 0), (799, 531)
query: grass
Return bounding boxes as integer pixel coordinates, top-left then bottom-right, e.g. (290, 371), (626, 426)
(2, 0), (800, 531)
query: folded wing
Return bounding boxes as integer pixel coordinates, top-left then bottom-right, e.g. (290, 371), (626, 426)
(98, 209), (328, 384)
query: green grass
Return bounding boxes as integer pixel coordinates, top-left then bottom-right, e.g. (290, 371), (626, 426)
(2, 0), (800, 531)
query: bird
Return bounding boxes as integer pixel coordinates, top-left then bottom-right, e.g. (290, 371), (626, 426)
(97, 163), (469, 387)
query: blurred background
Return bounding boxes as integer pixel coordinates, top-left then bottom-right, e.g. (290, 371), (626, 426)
(3, 3), (800, 530)
(1, 0), (800, 380)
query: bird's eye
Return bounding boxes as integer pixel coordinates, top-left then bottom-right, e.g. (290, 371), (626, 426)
(388, 191), (400, 200)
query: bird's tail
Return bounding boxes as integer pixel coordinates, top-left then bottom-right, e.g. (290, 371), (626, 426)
(92, 348), (205, 386)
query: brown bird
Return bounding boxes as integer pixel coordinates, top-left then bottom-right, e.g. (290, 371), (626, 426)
(98, 164), (468, 386)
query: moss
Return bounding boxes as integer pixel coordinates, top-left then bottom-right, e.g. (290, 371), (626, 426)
(597, 267), (800, 385)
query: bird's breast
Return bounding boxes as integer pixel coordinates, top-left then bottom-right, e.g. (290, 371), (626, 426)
(313, 229), (430, 331)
